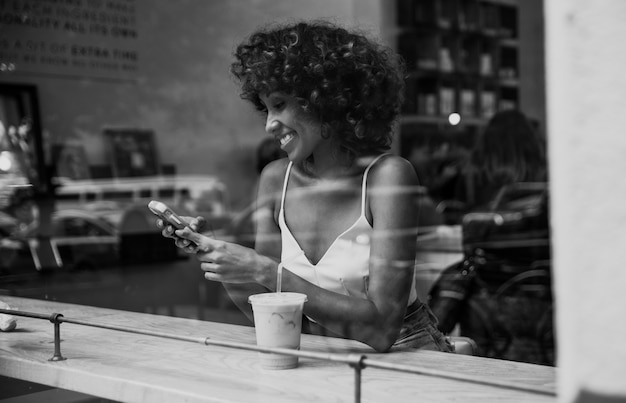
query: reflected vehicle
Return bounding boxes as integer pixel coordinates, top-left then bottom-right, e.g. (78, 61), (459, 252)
(42, 174), (232, 267)
(5, 209), (120, 272)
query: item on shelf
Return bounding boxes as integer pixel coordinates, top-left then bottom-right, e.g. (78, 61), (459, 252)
(439, 48), (454, 72)
(499, 67), (517, 79)
(481, 91), (496, 118)
(419, 94), (438, 116)
(480, 53), (493, 75)
(499, 99), (517, 111)
(439, 87), (455, 116)
(417, 59), (438, 70)
(461, 89), (476, 116)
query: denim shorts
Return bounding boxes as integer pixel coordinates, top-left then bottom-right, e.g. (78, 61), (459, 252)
(392, 301), (454, 352)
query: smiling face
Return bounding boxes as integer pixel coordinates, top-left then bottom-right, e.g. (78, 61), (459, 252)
(260, 92), (327, 165)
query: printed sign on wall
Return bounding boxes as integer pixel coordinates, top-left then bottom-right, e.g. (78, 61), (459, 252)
(0, 0), (139, 82)
(104, 128), (160, 178)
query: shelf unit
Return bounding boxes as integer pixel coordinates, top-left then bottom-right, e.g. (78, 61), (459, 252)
(398, 0), (519, 119)
(395, 0), (520, 196)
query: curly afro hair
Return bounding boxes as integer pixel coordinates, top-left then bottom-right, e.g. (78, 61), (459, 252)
(230, 19), (406, 158)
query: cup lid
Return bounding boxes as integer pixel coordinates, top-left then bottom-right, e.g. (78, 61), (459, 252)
(248, 292), (307, 305)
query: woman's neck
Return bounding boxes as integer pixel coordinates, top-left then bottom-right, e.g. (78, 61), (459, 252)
(300, 150), (357, 180)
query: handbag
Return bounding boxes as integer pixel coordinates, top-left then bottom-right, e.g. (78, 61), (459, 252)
(427, 256), (478, 334)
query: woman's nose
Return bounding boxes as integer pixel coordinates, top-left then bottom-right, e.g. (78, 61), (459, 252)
(265, 117), (281, 134)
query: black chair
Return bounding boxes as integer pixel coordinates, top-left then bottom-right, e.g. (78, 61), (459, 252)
(428, 183), (555, 365)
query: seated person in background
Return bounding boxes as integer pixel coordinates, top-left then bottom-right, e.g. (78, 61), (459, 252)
(157, 20), (452, 353)
(455, 109), (548, 210)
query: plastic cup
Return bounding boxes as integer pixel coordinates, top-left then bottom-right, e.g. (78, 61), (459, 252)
(248, 292), (307, 370)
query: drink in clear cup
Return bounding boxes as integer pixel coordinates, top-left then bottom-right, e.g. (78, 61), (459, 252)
(248, 292), (307, 370)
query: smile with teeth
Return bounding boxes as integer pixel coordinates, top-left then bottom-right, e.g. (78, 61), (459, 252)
(279, 132), (295, 146)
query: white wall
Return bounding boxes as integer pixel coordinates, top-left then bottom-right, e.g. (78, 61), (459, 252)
(0, 0), (382, 210)
(545, 1), (626, 401)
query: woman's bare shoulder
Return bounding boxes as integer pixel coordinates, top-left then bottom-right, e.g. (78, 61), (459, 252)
(368, 155), (419, 187)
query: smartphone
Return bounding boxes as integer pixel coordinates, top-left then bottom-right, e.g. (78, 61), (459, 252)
(148, 200), (191, 230)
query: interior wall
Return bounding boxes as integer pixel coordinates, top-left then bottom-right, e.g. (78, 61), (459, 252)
(545, 0), (626, 401)
(1, 0), (390, 210)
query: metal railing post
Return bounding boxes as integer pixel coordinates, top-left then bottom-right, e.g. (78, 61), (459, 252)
(346, 354), (366, 403)
(48, 313), (66, 362)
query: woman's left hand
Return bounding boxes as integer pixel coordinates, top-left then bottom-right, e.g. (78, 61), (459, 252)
(176, 227), (273, 285)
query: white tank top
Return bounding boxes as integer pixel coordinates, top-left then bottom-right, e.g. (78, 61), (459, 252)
(278, 155), (418, 304)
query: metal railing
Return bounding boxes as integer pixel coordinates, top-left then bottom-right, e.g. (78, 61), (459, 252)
(0, 308), (556, 402)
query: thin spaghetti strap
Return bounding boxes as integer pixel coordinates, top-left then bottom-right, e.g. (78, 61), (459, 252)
(361, 154), (390, 215)
(280, 161), (293, 212)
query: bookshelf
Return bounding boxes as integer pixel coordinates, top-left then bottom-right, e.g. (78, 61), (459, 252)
(395, 0), (521, 197)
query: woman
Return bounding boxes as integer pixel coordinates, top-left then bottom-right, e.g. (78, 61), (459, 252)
(161, 20), (451, 353)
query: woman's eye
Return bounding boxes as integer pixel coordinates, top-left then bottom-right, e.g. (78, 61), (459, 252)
(273, 101), (285, 110)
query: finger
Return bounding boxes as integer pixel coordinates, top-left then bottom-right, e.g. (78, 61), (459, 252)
(200, 262), (219, 273)
(204, 272), (220, 282)
(174, 238), (189, 248)
(162, 224), (178, 236)
(177, 227), (213, 247)
(162, 228), (176, 239)
(190, 216), (206, 232)
(174, 237), (191, 247)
